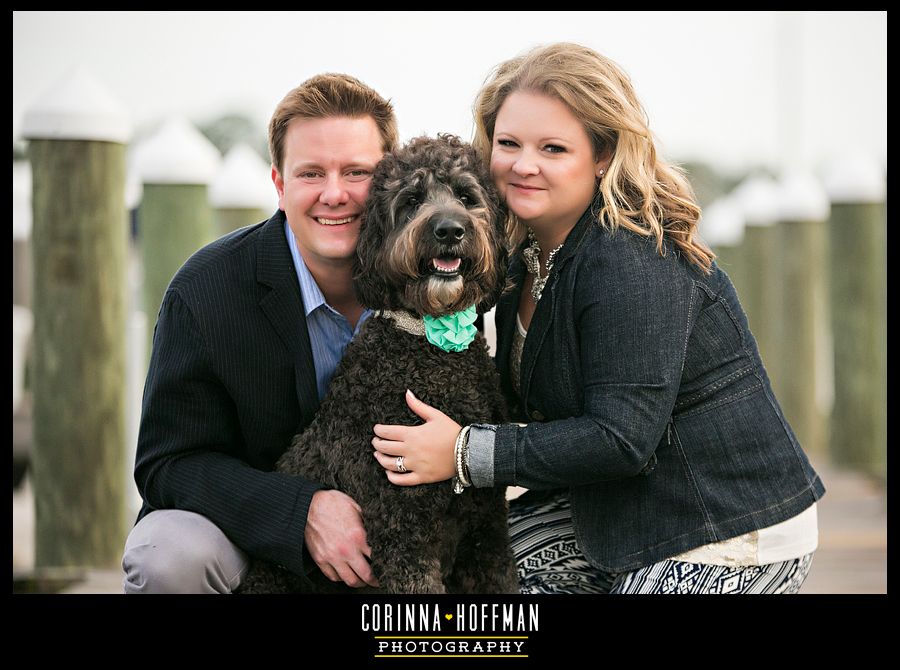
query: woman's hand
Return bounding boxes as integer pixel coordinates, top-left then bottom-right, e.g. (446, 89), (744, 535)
(372, 389), (460, 486)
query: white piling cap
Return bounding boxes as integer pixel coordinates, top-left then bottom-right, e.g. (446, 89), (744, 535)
(209, 144), (277, 210)
(21, 66), (131, 143)
(777, 170), (830, 222)
(731, 174), (780, 227)
(823, 154), (886, 204)
(13, 162), (32, 241)
(699, 197), (745, 247)
(133, 117), (222, 185)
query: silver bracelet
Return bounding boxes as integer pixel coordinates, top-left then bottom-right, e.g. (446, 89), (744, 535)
(452, 425), (472, 494)
(459, 425), (471, 487)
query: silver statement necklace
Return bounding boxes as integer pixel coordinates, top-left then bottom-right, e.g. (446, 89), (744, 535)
(522, 230), (564, 303)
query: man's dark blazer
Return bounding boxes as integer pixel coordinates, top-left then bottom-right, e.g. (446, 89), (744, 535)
(134, 209), (324, 575)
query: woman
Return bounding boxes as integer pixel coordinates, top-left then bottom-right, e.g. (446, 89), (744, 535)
(372, 42), (825, 594)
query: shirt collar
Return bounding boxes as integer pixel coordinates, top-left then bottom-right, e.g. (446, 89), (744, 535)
(284, 218), (326, 317)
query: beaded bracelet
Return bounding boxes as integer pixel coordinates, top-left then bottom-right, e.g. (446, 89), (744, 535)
(452, 425), (472, 494)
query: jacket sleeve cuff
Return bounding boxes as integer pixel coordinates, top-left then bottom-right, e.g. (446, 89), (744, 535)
(467, 424), (497, 488)
(271, 478), (324, 581)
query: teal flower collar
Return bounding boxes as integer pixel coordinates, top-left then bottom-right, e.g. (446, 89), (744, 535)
(423, 305), (478, 352)
(379, 305), (478, 352)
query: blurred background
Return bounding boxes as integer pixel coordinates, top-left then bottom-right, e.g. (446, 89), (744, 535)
(12, 11), (886, 593)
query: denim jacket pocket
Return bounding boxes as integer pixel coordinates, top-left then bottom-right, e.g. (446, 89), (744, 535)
(673, 369), (763, 419)
(681, 288), (751, 390)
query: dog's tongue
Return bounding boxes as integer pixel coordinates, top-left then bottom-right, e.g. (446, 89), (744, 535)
(433, 258), (461, 272)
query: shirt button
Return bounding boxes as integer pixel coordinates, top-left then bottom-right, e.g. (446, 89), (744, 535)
(530, 409), (545, 421)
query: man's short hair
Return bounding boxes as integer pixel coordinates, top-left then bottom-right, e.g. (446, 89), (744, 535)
(268, 73), (398, 174)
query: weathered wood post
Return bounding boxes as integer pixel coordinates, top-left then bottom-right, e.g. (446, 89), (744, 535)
(23, 67), (131, 569)
(774, 171), (832, 457)
(13, 161), (33, 309)
(13, 161), (33, 416)
(823, 156), (886, 482)
(210, 143), (275, 236)
(134, 117), (220, 356)
(732, 175), (782, 392)
(124, 172), (146, 519)
(699, 196), (747, 299)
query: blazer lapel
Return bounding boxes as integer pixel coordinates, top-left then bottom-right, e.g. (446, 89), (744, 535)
(256, 210), (320, 426)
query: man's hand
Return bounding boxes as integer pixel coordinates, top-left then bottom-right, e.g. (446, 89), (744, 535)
(304, 489), (379, 588)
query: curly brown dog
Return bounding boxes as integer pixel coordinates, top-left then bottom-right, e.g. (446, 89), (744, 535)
(239, 135), (519, 594)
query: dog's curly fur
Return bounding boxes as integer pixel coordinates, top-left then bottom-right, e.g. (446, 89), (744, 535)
(239, 135), (519, 594)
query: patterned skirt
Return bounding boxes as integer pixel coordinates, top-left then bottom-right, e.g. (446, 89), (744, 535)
(508, 489), (813, 594)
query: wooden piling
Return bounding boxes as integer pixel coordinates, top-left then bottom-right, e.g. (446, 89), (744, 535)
(700, 196), (747, 299)
(732, 175), (782, 392)
(210, 143), (275, 235)
(824, 157), (886, 482)
(23, 68), (131, 568)
(774, 172), (832, 457)
(134, 117), (220, 355)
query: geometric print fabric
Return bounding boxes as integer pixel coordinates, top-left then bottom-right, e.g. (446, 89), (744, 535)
(509, 489), (812, 594)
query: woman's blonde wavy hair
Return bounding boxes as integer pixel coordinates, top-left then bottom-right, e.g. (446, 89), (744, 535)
(473, 42), (714, 274)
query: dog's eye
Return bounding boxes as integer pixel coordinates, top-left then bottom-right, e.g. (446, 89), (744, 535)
(458, 194), (471, 205)
(407, 196), (419, 207)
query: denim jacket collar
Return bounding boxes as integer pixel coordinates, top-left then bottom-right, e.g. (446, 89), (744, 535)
(548, 195), (600, 272)
(496, 199), (600, 415)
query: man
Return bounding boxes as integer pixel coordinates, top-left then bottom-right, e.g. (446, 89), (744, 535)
(122, 74), (398, 593)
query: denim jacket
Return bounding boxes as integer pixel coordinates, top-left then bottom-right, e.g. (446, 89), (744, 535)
(467, 203), (826, 572)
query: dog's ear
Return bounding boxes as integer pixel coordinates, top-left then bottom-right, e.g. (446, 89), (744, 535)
(470, 143), (512, 313)
(354, 153), (399, 310)
(478, 199), (510, 314)
(469, 141), (508, 238)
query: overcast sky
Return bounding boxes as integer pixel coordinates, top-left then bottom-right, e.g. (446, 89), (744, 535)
(13, 11), (886, 174)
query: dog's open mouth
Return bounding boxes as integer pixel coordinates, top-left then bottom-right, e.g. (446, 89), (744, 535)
(430, 257), (462, 278)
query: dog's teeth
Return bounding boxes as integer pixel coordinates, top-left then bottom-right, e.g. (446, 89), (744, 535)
(432, 258), (462, 273)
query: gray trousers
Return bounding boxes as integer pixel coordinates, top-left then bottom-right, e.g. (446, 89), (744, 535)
(121, 510), (250, 594)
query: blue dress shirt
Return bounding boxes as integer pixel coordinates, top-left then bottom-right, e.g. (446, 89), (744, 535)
(284, 219), (372, 400)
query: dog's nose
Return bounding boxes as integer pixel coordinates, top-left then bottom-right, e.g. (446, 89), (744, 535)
(433, 219), (465, 244)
